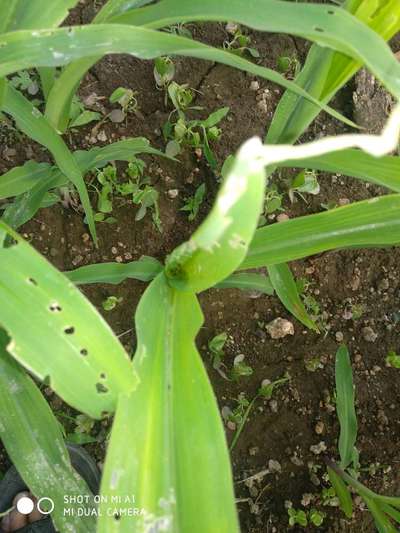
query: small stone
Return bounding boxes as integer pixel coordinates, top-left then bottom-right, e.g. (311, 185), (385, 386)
(310, 441), (327, 455)
(111, 246), (118, 255)
(257, 100), (268, 113)
(227, 421), (236, 431)
(82, 233), (90, 243)
(354, 353), (362, 363)
(362, 326), (378, 342)
(49, 248), (58, 257)
(109, 109), (126, 123)
(315, 421), (325, 435)
(269, 399), (278, 413)
(266, 317), (294, 339)
(338, 198), (350, 206)
(276, 213), (289, 223)
(115, 256), (123, 263)
(226, 22), (239, 34)
(71, 255), (83, 266)
(167, 189), (179, 199)
(301, 493), (314, 507)
(194, 148), (202, 159)
(250, 81), (260, 91)
(268, 459), (281, 474)
(335, 331), (344, 342)
(248, 446), (259, 456)
(97, 130), (107, 142)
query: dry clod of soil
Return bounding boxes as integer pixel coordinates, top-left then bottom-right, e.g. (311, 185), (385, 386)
(362, 326), (378, 342)
(268, 459), (282, 474)
(276, 213), (289, 222)
(310, 441), (327, 455)
(266, 317), (294, 339)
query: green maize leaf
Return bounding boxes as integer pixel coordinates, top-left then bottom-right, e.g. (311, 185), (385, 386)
(364, 496), (398, 533)
(2, 84), (97, 245)
(165, 138), (265, 293)
(0, 137), (165, 200)
(268, 263), (316, 330)
(0, 223), (137, 419)
(38, 66), (57, 100)
(66, 256), (163, 285)
(38, 27), (353, 134)
(266, 0), (400, 145)
(327, 467), (353, 519)
(98, 273), (239, 533)
(381, 503), (400, 525)
(241, 195), (400, 269)
(0, 330), (95, 532)
(0, 0), (78, 32)
(0, 77), (6, 108)
(0, 161), (54, 200)
(94, 0), (155, 23)
(279, 149), (400, 193)
(114, 0), (400, 99)
(335, 345), (358, 469)
(0, 176), (64, 245)
(214, 272), (274, 295)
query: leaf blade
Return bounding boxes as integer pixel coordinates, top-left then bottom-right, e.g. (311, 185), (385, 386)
(98, 274), (239, 532)
(335, 345), (358, 469)
(0, 223), (137, 418)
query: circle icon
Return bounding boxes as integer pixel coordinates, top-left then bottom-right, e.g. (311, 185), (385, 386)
(16, 496), (34, 515)
(37, 497), (55, 515)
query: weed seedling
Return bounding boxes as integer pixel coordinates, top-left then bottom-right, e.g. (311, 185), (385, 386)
(154, 56), (175, 92)
(277, 54), (301, 79)
(91, 159), (162, 231)
(180, 183), (206, 221)
(109, 87), (140, 121)
(385, 350), (400, 368)
(289, 169), (320, 203)
(223, 26), (260, 58)
(69, 95), (101, 129)
(327, 345), (400, 530)
(102, 296), (123, 311)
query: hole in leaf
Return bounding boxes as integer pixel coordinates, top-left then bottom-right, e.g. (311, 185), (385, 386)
(114, 514), (121, 521)
(80, 348), (88, 356)
(314, 27), (324, 32)
(27, 277), (38, 286)
(49, 303), (62, 312)
(96, 383), (108, 394)
(327, 9), (334, 14)
(100, 373), (106, 379)
(64, 326), (75, 335)
(43, 375), (51, 386)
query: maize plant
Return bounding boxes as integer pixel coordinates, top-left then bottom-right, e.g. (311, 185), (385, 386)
(1, 0), (400, 532)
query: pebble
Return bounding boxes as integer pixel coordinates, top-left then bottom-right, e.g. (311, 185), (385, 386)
(362, 326), (378, 342)
(314, 421), (325, 435)
(335, 331), (344, 342)
(97, 130), (107, 142)
(269, 399), (278, 413)
(310, 441), (327, 455)
(71, 255), (83, 266)
(266, 317), (294, 339)
(276, 213), (289, 222)
(109, 109), (126, 123)
(250, 81), (260, 91)
(167, 189), (179, 199)
(268, 459), (282, 474)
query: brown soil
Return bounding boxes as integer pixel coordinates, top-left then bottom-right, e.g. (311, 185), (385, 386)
(1, 3), (400, 532)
